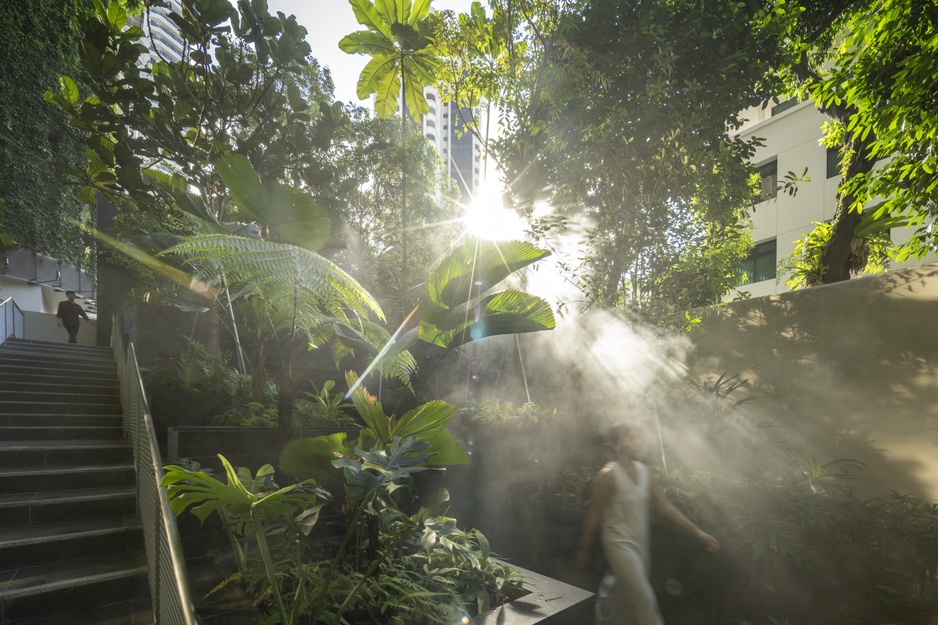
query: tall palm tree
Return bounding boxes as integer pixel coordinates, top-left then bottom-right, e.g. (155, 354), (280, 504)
(340, 0), (441, 298)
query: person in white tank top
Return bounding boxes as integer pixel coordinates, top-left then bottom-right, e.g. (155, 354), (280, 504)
(575, 424), (720, 625)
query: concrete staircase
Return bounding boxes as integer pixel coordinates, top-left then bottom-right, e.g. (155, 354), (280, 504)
(0, 338), (152, 624)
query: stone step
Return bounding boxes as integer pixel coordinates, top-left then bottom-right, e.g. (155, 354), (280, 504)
(0, 367), (119, 386)
(0, 485), (137, 529)
(0, 402), (123, 416)
(0, 380), (119, 395)
(11, 597), (154, 625)
(1, 338), (112, 356)
(0, 358), (116, 375)
(0, 390), (119, 405)
(0, 426), (124, 442)
(0, 551), (148, 624)
(0, 440), (131, 468)
(0, 414), (122, 428)
(0, 465), (135, 495)
(0, 516), (142, 569)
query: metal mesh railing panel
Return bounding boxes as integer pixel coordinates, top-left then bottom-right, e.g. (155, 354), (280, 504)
(0, 298), (24, 343)
(113, 317), (201, 625)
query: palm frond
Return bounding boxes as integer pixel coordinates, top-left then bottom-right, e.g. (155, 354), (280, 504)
(162, 234), (385, 322)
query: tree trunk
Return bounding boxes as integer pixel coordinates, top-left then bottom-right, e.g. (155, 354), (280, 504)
(819, 133), (877, 284)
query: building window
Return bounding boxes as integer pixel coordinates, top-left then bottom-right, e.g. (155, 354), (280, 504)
(757, 160), (778, 200)
(771, 98), (800, 116)
(738, 239), (777, 285)
(827, 147), (841, 178)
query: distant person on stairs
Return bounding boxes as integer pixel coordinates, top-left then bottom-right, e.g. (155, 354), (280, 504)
(56, 291), (92, 344)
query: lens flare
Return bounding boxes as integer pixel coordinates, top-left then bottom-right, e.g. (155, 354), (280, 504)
(463, 180), (526, 241)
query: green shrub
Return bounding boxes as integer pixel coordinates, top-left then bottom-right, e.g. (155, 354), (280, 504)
(460, 400), (557, 428)
(144, 340), (250, 398)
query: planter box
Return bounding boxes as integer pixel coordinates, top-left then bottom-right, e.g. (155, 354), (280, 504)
(470, 562), (593, 625)
(149, 391), (232, 448)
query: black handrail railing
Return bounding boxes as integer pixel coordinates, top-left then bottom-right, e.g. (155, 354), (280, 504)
(112, 314), (201, 625)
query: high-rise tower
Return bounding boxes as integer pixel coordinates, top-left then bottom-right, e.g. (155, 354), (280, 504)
(419, 86), (484, 202)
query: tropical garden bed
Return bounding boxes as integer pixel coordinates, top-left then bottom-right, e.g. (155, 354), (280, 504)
(162, 373), (594, 625)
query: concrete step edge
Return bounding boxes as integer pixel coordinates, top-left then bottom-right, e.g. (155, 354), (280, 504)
(0, 566), (148, 601)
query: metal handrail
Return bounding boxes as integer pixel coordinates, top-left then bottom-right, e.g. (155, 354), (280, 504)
(0, 297), (24, 344)
(112, 315), (201, 625)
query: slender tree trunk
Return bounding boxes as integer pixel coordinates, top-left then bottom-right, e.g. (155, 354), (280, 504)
(791, 54), (879, 285)
(820, 133), (877, 284)
(400, 62), (408, 294)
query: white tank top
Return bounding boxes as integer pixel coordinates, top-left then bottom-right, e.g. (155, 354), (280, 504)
(601, 460), (652, 571)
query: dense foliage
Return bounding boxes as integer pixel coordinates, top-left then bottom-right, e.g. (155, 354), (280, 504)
(0, 0), (94, 263)
(436, 0), (938, 306)
(438, 0), (788, 318)
(165, 380), (523, 624)
(778, 0), (938, 284)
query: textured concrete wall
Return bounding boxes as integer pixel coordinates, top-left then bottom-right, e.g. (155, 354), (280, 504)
(687, 262), (938, 499)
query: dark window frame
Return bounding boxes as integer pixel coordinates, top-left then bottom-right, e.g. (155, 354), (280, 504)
(757, 160), (778, 200)
(738, 239), (777, 286)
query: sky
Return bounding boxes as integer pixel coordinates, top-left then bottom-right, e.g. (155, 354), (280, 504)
(267, 0), (474, 106)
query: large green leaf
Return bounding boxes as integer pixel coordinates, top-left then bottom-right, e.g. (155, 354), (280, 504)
(348, 0), (393, 39)
(426, 238), (551, 311)
(394, 400), (456, 439)
(419, 289), (556, 348)
(346, 371), (393, 443)
(355, 53), (398, 102)
(411, 428), (467, 465)
(343, 374), (467, 465)
(215, 154), (332, 251)
(162, 455), (325, 524)
(339, 30), (395, 56)
(279, 433), (352, 487)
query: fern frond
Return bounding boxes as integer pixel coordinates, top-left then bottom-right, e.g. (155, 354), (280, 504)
(162, 234), (385, 322)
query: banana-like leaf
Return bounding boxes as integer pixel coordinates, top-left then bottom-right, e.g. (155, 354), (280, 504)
(279, 433), (352, 487)
(215, 154), (331, 251)
(344, 373), (467, 465)
(420, 289), (556, 349)
(426, 238), (551, 311)
(346, 371), (392, 443)
(348, 0), (393, 39)
(338, 30), (395, 56)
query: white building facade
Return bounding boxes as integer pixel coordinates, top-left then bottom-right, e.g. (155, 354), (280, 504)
(132, 0), (185, 64)
(733, 100), (935, 298)
(419, 86), (483, 201)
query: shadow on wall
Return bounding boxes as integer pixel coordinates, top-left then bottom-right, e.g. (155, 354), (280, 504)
(687, 262), (938, 499)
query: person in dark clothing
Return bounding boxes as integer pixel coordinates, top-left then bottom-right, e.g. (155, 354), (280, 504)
(56, 291), (92, 343)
